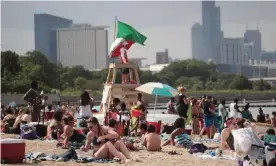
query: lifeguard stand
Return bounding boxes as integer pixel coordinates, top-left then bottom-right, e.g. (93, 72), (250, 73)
(99, 63), (141, 114)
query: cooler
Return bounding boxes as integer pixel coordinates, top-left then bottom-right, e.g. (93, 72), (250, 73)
(147, 120), (162, 134)
(0, 139), (25, 163)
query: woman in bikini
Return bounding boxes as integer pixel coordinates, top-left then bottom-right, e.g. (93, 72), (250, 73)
(61, 115), (85, 148)
(191, 99), (200, 135)
(80, 117), (131, 162)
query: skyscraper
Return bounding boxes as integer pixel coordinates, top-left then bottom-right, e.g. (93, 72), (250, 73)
(191, 23), (206, 61)
(34, 14), (73, 62)
(202, 1), (223, 62)
(244, 30), (262, 60)
(156, 49), (169, 64)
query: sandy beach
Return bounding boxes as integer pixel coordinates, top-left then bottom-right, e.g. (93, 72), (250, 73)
(1, 134), (237, 166)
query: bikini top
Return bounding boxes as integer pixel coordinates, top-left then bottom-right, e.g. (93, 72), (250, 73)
(93, 136), (109, 145)
(226, 132), (235, 150)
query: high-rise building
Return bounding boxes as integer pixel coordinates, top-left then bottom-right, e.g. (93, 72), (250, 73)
(156, 49), (169, 64)
(56, 24), (109, 70)
(201, 1), (223, 62)
(34, 14), (73, 62)
(244, 30), (262, 60)
(191, 23), (206, 61)
(261, 51), (276, 62)
(219, 38), (251, 65)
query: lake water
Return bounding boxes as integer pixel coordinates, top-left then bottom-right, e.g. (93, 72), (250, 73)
(78, 106), (276, 125)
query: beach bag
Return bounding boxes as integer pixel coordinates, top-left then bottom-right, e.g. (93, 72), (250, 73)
(188, 143), (207, 154)
(20, 124), (38, 140)
(175, 133), (192, 148)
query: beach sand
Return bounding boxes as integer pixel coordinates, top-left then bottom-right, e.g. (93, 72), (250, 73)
(1, 134), (237, 166)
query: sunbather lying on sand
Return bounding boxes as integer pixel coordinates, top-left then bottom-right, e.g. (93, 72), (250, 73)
(143, 124), (161, 151)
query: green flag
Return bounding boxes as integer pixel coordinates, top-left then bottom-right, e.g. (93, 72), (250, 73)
(116, 21), (147, 45)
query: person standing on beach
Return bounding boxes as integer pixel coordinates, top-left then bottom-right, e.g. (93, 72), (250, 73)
(176, 86), (189, 119)
(167, 97), (176, 114)
(218, 100), (227, 128)
(229, 98), (240, 118)
(257, 107), (266, 123)
(199, 96), (215, 138)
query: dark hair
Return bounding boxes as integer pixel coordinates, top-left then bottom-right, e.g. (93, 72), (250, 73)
(174, 118), (185, 128)
(273, 112), (276, 116)
(139, 123), (147, 131)
(24, 109), (30, 115)
(192, 99), (197, 106)
(234, 98), (238, 103)
(206, 96), (212, 100)
(266, 128), (275, 135)
(6, 107), (13, 114)
(81, 91), (91, 106)
(113, 98), (120, 105)
(53, 110), (63, 121)
(137, 93), (142, 98)
(1, 105), (4, 109)
(221, 100), (226, 105)
(108, 119), (117, 128)
(244, 103), (250, 110)
(147, 124), (156, 133)
(88, 117), (99, 125)
(62, 115), (74, 125)
(170, 97), (175, 102)
(79, 119), (87, 127)
(213, 100), (217, 105)
(121, 102), (126, 111)
(268, 157), (276, 166)
(137, 104), (145, 112)
(57, 101), (61, 105)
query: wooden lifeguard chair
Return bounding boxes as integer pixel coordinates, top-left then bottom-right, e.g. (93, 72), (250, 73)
(99, 63), (141, 115)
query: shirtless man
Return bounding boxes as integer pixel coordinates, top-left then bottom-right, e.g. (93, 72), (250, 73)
(142, 124), (161, 151)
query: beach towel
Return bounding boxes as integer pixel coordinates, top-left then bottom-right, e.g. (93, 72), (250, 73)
(175, 133), (192, 148)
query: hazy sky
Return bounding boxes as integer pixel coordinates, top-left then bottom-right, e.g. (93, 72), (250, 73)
(1, 1), (276, 64)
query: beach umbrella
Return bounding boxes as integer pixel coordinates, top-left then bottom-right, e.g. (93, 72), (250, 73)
(135, 82), (178, 116)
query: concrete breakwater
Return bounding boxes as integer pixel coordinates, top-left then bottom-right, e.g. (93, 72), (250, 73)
(2, 92), (276, 105)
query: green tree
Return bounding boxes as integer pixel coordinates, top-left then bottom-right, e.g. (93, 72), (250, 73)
(1, 51), (21, 77)
(229, 75), (252, 90)
(253, 79), (272, 91)
(74, 77), (87, 89)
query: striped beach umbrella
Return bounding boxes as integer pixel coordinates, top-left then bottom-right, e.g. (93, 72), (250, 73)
(135, 82), (178, 97)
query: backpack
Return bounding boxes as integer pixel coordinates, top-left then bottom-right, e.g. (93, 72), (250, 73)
(20, 124), (38, 140)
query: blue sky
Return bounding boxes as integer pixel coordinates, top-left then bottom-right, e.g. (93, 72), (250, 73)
(1, 1), (276, 64)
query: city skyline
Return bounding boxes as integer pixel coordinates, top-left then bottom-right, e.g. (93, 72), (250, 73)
(2, 1), (276, 65)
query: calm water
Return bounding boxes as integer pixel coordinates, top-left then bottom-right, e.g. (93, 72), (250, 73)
(78, 106), (276, 125)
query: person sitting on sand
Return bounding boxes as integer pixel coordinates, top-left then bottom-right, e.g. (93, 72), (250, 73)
(260, 128), (276, 145)
(80, 117), (131, 162)
(271, 112), (276, 127)
(11, 109), (31, 134)
(220, 118), (238, 152)
(143, 124), (161, 151)
(162, 118), (186, 146)
(1, 107), (16, 133)
(47, 110), (64, 140)
(60, 115), (85, 148)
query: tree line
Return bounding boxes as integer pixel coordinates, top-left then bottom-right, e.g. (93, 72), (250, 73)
(1, 50), (275, 94)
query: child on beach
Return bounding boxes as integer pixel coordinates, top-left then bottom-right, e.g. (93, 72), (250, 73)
(119, 102), (131, 136)
(108, 98), (120, 121)
(143, 124), (161, 151)
(162, 118), (187, 146)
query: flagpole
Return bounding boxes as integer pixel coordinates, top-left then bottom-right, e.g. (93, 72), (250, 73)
(112, 16), (117, 65)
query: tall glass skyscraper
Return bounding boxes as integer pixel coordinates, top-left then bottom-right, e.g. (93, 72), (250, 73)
(34, 14), (73, 63)
(202, 1), (223, 62)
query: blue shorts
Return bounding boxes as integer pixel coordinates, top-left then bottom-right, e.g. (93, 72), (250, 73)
(204, 116), (213, 128)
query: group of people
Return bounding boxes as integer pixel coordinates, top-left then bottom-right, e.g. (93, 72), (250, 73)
(167, 86), (276, 139)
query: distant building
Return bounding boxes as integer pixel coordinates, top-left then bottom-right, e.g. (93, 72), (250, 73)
(202, 1), (223, 61)
(249, 59), (276, 77)
(34, 13), (73, 62)
(191, 23), (206, 62)
(244, 30), (262, 60)
(216, 64), (268, 78)
(218, 38), (251, 65)
(156, 49), (169, 64)
(128, 58), (146, 67)
(140, 64), (169, 74)
(56, 25), (109, 70)
(261, 51), (276, 61)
